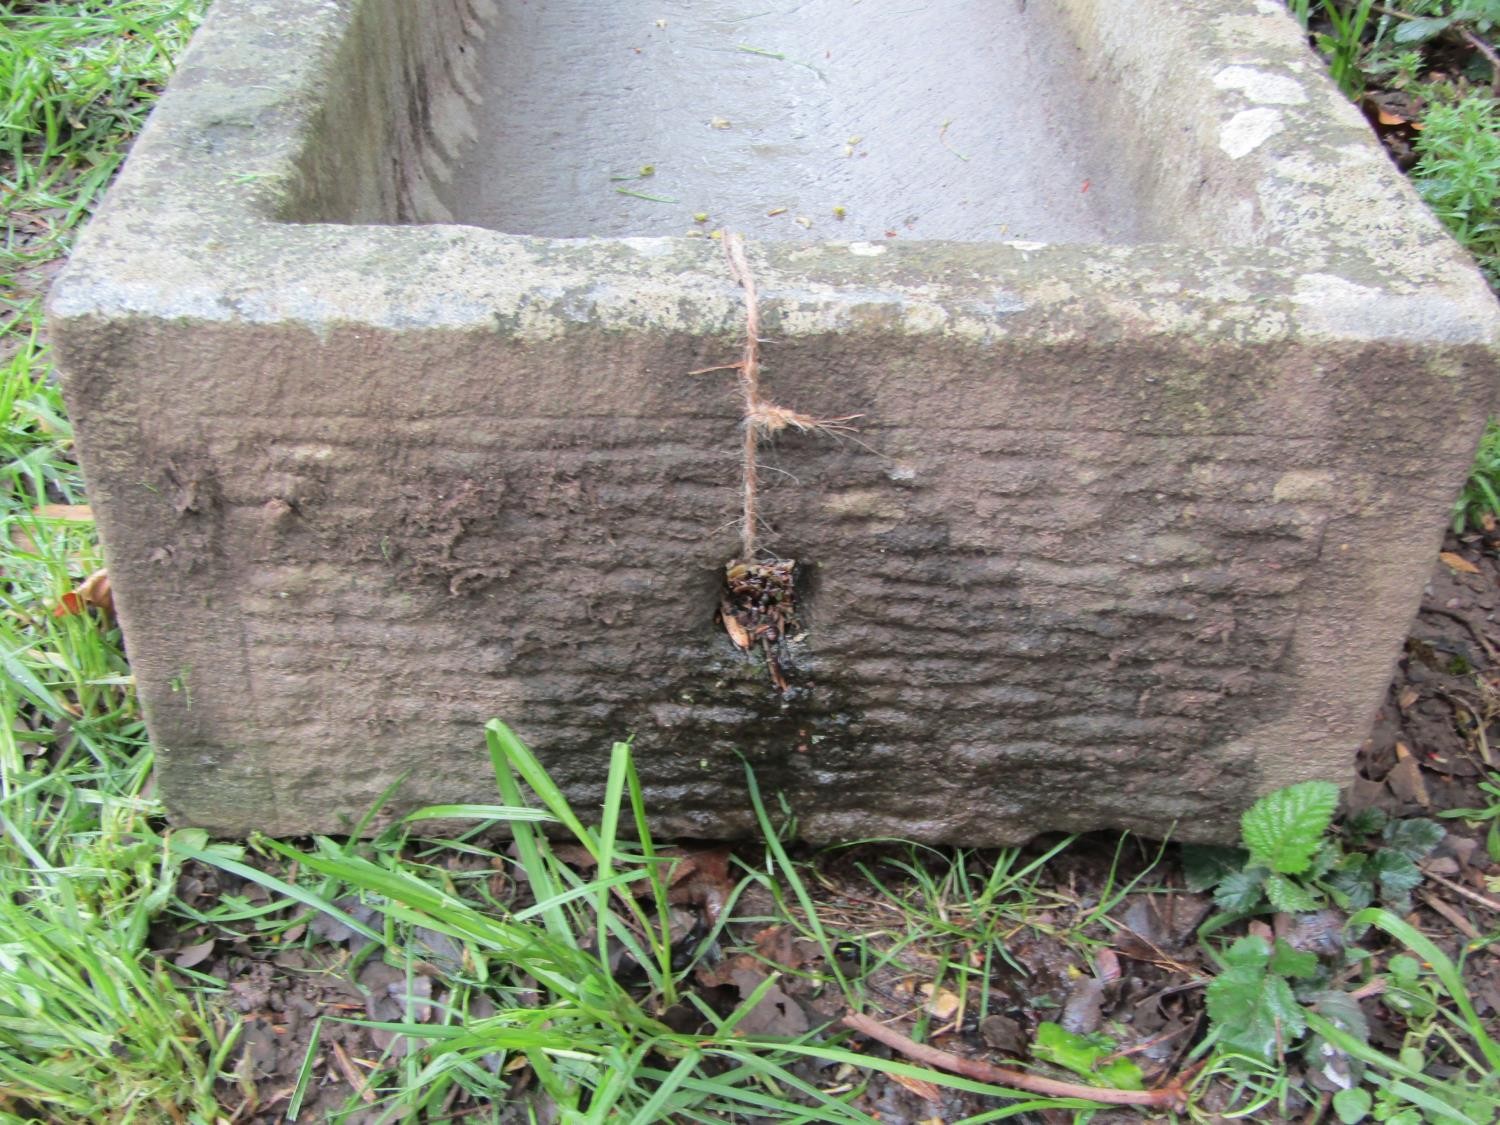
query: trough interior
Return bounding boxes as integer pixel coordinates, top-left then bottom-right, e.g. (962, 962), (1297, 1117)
(284, 0), (1156, 244)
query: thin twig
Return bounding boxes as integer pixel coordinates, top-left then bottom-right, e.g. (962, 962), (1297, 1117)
(331, 1040), (375, 1105)
(1421, 866), (1500, 913)
(1459, 28), (1500, 96)
(841, 1012), (1188, 1110)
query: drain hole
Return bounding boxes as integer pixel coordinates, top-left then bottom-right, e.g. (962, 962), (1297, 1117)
(717, 557), (803, 693)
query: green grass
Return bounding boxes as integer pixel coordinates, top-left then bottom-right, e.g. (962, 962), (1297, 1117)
(1, 2), (219, 1120)
(175, 722), (1104, 1122)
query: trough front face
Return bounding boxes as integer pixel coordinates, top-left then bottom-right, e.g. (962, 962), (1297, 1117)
(50, 0), (1500, 843)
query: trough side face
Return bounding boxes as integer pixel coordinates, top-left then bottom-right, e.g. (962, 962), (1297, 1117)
(48, 0), (1500, 843)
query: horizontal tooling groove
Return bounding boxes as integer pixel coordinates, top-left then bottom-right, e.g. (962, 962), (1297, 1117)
(186, 414), (1439, 445)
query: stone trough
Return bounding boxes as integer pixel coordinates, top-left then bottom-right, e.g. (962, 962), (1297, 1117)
(51, 0), (1500, 842)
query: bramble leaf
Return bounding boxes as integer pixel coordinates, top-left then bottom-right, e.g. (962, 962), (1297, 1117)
(1265, 873), (1323, 914)
(1343, 807), (1386, 839)
(1182, 844), (1248, 892)
(1369, 848), (1422, 910)
(1393, 14), (1455, 44)
(1214, 868), (1267, 912)
(1206, 941), (1307, 1059)
(1380, 817), (1444, 862)
(1241, 781), (1339, 875)
(1222, 934), (1272, 970)
(1269, 939), (1318, 979)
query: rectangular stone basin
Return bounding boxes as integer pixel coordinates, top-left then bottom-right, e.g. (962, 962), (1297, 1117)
(51, 0), (1500, 842)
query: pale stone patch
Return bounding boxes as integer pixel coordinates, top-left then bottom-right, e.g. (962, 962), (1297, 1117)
(1213, 65), (1307, 105)
(1220, 107), (1285, 158)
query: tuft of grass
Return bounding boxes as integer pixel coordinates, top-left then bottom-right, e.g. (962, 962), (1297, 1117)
(1412, 92), (1500, 286)
(2, 2), (223, 1120)
(178, 722), (1117, 1121)
(1453, 415), (1500, 531)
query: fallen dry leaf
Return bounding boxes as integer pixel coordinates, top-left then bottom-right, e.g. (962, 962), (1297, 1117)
(33, 504), (93, 522)
(754, 924), (815, 971)
(1388, 742), (1432, 807)
(720, 602), (752, 650)
(890, 1073), (943, 1103)
(173, 938), (216, 969)
(1440, 551), (1481, 575)
(54, 569), (113, 618)
(920, 983), (961, 1021)
(667, 846), (734, 925)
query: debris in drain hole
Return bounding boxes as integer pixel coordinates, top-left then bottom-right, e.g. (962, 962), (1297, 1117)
(718, 558), (800, 693)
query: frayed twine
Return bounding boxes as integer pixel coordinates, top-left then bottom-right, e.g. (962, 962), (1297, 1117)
(700, 232), (862, 559)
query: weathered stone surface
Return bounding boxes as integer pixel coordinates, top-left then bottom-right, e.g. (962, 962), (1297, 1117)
(49, 0), (1500, 843)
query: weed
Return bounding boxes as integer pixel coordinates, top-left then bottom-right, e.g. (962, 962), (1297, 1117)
(1452, 418), (1500, 530)
(1186, 781), (1444, 916)
(177, 723), (1186, 1120)
(1412, 93), (1500, 284)
(1438, 771), (1500, 861)
(1, 2), (224, 1119)
(1186, 782), (1500, 1124)
(1317, 0), (1380, 98)
(1390, 1), (1500, 49)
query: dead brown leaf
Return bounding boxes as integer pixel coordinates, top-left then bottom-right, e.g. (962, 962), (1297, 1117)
(666, 846), (734, 925)
(753, 924), (814, 971)
(920, 982), (961, 1021)
(1388, 742), (1432, 808)
(173, 938), (216, 969)
(728, 965), (810, 1036)
(1440, 551), (1481, 575)
(33, 504), (93, 522)
(54, 569), (113, 618)
(889, 1073), (943, 1103)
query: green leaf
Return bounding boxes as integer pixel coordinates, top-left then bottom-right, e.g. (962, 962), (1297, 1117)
(1369, 849), (1422, 909)
(1344, 807), (1386, 840)
(1241, 781), (1340, 875)
(1031, 1023), (1144, 1090)
(1387, 954), (1421, 987)
(1333, 1086), (1372, 1123)
(1033, 1021), (1107, 1076)
(1223, 934), (1272, 970)
(1380, 818), (1444, 862)
(1206, 953), (1307, 1059)
(1214, 867), (1268, 912)
(1310, 989), (1369, 1049)
(1324, 863), (1375, 912)
(1393, 14), (1455, 44)
(399, 803), (557, 824)
(1182, 844), (1249, 891)
(1269, 940), (1318, 979)
(1306, 838), (1343, 881)
(1265, 873), (1324, 914)
(1094, 1057), (1146, 1091)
